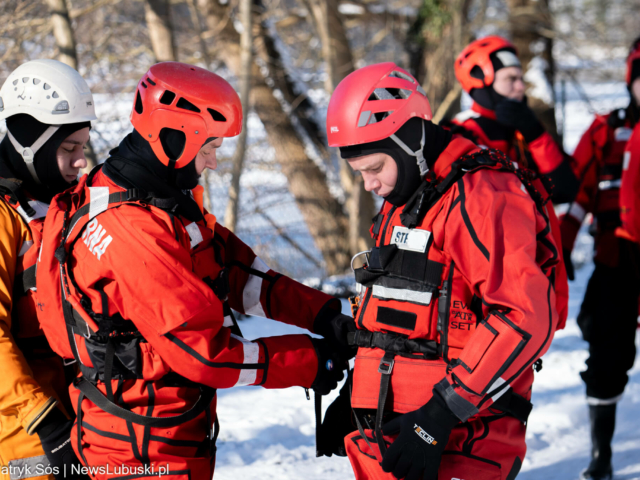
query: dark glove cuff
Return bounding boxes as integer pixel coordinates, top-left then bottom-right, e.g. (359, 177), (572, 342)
(34, 407), (68, 439)
(421, 396), (461, 430)
(520, 120), (545, 143)
(312, 299), (342, 335)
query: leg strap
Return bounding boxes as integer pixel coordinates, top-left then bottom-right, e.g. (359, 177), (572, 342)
(375, 351), (395, 456)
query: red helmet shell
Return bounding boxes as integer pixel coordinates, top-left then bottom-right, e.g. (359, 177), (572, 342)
(130, 62), (242, 168)
(455, 36), (518, 93)
(326, 63), (432, 148)
(626, 39), (640, 85)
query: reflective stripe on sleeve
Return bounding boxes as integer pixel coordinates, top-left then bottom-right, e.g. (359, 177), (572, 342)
(242, 257), (269, 317)
(231, 333), (260, 386)
(185, 222), (203, 248)
(567, 202), (587, 223)
(8, 455), (50, 480)
(587, 394), (623, 406)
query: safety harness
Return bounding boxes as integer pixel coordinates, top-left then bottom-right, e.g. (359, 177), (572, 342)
(347, 149), (544, 456)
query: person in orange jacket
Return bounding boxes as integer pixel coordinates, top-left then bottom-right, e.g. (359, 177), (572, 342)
(34, 62), (353, 480)
(447, 36), (579, 204)
(0, 60), (97, 480)
(560, 37), (640, 480)
(317, 63), (567, 480)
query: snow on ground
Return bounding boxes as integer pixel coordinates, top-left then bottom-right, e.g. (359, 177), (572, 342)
(213, 258), (640, 479)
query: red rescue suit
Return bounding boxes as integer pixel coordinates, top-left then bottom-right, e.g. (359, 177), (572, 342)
(450, 102), (578, 203)
(345, 138), (566, 480)
(560, 110), (634, 266)
(618, 119), (640, 244)
(36, 167), (340, 480)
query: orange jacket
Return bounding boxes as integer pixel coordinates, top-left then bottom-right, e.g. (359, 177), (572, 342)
(0, 182), (71, 480)
(351, 138), (565, 422)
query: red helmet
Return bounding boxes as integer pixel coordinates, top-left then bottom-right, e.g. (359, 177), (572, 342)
(626, 37), (640, 85)
(455, 36), (518, 93)
(326, 62), (432, 148)
(130, 62), (242, 169)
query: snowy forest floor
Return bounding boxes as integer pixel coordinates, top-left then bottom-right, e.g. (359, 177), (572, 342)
(213, 260), (640, 480)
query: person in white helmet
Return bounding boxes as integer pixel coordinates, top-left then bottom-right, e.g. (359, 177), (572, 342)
(0, 59), (96, 480)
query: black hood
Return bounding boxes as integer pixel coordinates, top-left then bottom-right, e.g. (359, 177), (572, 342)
(0, 114), (90, 203)
(102, 129), (204, 222)
(340, 118), (451, 206)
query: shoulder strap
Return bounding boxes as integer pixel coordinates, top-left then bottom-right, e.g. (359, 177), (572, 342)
(0, 178), (36, 218)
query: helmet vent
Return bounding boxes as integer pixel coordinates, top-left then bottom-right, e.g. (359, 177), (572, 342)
(160, 90), (176, 105)
(135, 90), (143, 114)
(389, 71), (415, 84)
(33, 78), (41, 85)
(176, 97), (201, 113)
(146, 77), (156, 86)
(141, 81), (147, 89)
(52, 91), (59, 98)
(0, 97), (4, 112)
(43, 83), (51, 90)
(371, 88), (412, 101)
(22, 77), (29, 83)
(12, 79), (18, 86)
(208, 108), (227, 122)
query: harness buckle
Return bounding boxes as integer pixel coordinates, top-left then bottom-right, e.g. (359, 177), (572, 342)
(378, 353), (395, 375)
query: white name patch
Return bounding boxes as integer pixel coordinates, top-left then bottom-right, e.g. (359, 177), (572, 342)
(390, 226), (431, 253)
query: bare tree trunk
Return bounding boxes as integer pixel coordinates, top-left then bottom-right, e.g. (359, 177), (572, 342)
(45, 0), (97, 170)
(199, 0), (350, 274)
(408, 0), (471, 118)
(45, 0), (77, 68)
(304, 0), (375, 256)
(224, 0), (252, 232)
(507, 0), (559, 141)
(145, 0), (175, 62)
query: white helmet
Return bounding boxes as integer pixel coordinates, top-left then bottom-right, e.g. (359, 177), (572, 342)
(0, 59), (97, 184)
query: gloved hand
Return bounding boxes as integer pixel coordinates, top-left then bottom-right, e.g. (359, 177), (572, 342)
(311, 338), (345, 395)
(35, 408), (88, 480)
(317, 373), (354, 457)
(495, 98), (545, 143)
(563, 248), (575, 281)
(381, 397), (459, 480)
(314, 312), (358, 362)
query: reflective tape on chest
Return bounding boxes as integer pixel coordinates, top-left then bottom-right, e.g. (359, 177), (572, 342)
(389, 226), (431, 253)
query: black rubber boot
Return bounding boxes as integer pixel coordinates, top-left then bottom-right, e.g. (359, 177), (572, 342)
(580, 404), (616, 480)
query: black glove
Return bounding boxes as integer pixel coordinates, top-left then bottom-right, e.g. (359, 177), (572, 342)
(310, 338), (345, 395)
(36, 408), (88, 480)
(317, 373), (354, 457)
(495, 98), (545, 143)
(381, 397), (459, 480)
(314, 312), (358, 362)
(563, 248), (575, 281)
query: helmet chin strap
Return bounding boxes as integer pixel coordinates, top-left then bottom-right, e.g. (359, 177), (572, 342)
(389, 120), (428, 177)
(6, 125), (59, 185)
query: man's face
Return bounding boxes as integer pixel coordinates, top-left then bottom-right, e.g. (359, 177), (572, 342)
(632, 77), (640, 107)
(57, 127), (90, 183)
(195, 137), (224, 174)
(493, 66), (526, 102)
(347, 153), (398, 198)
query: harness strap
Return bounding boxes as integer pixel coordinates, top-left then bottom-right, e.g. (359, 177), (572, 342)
(347, 330), (438, 359)
(0, 178), (36, 218)
(74, 377), (216, 428)
(375, 352), (395, 456)
(14, 264), (36, 296)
